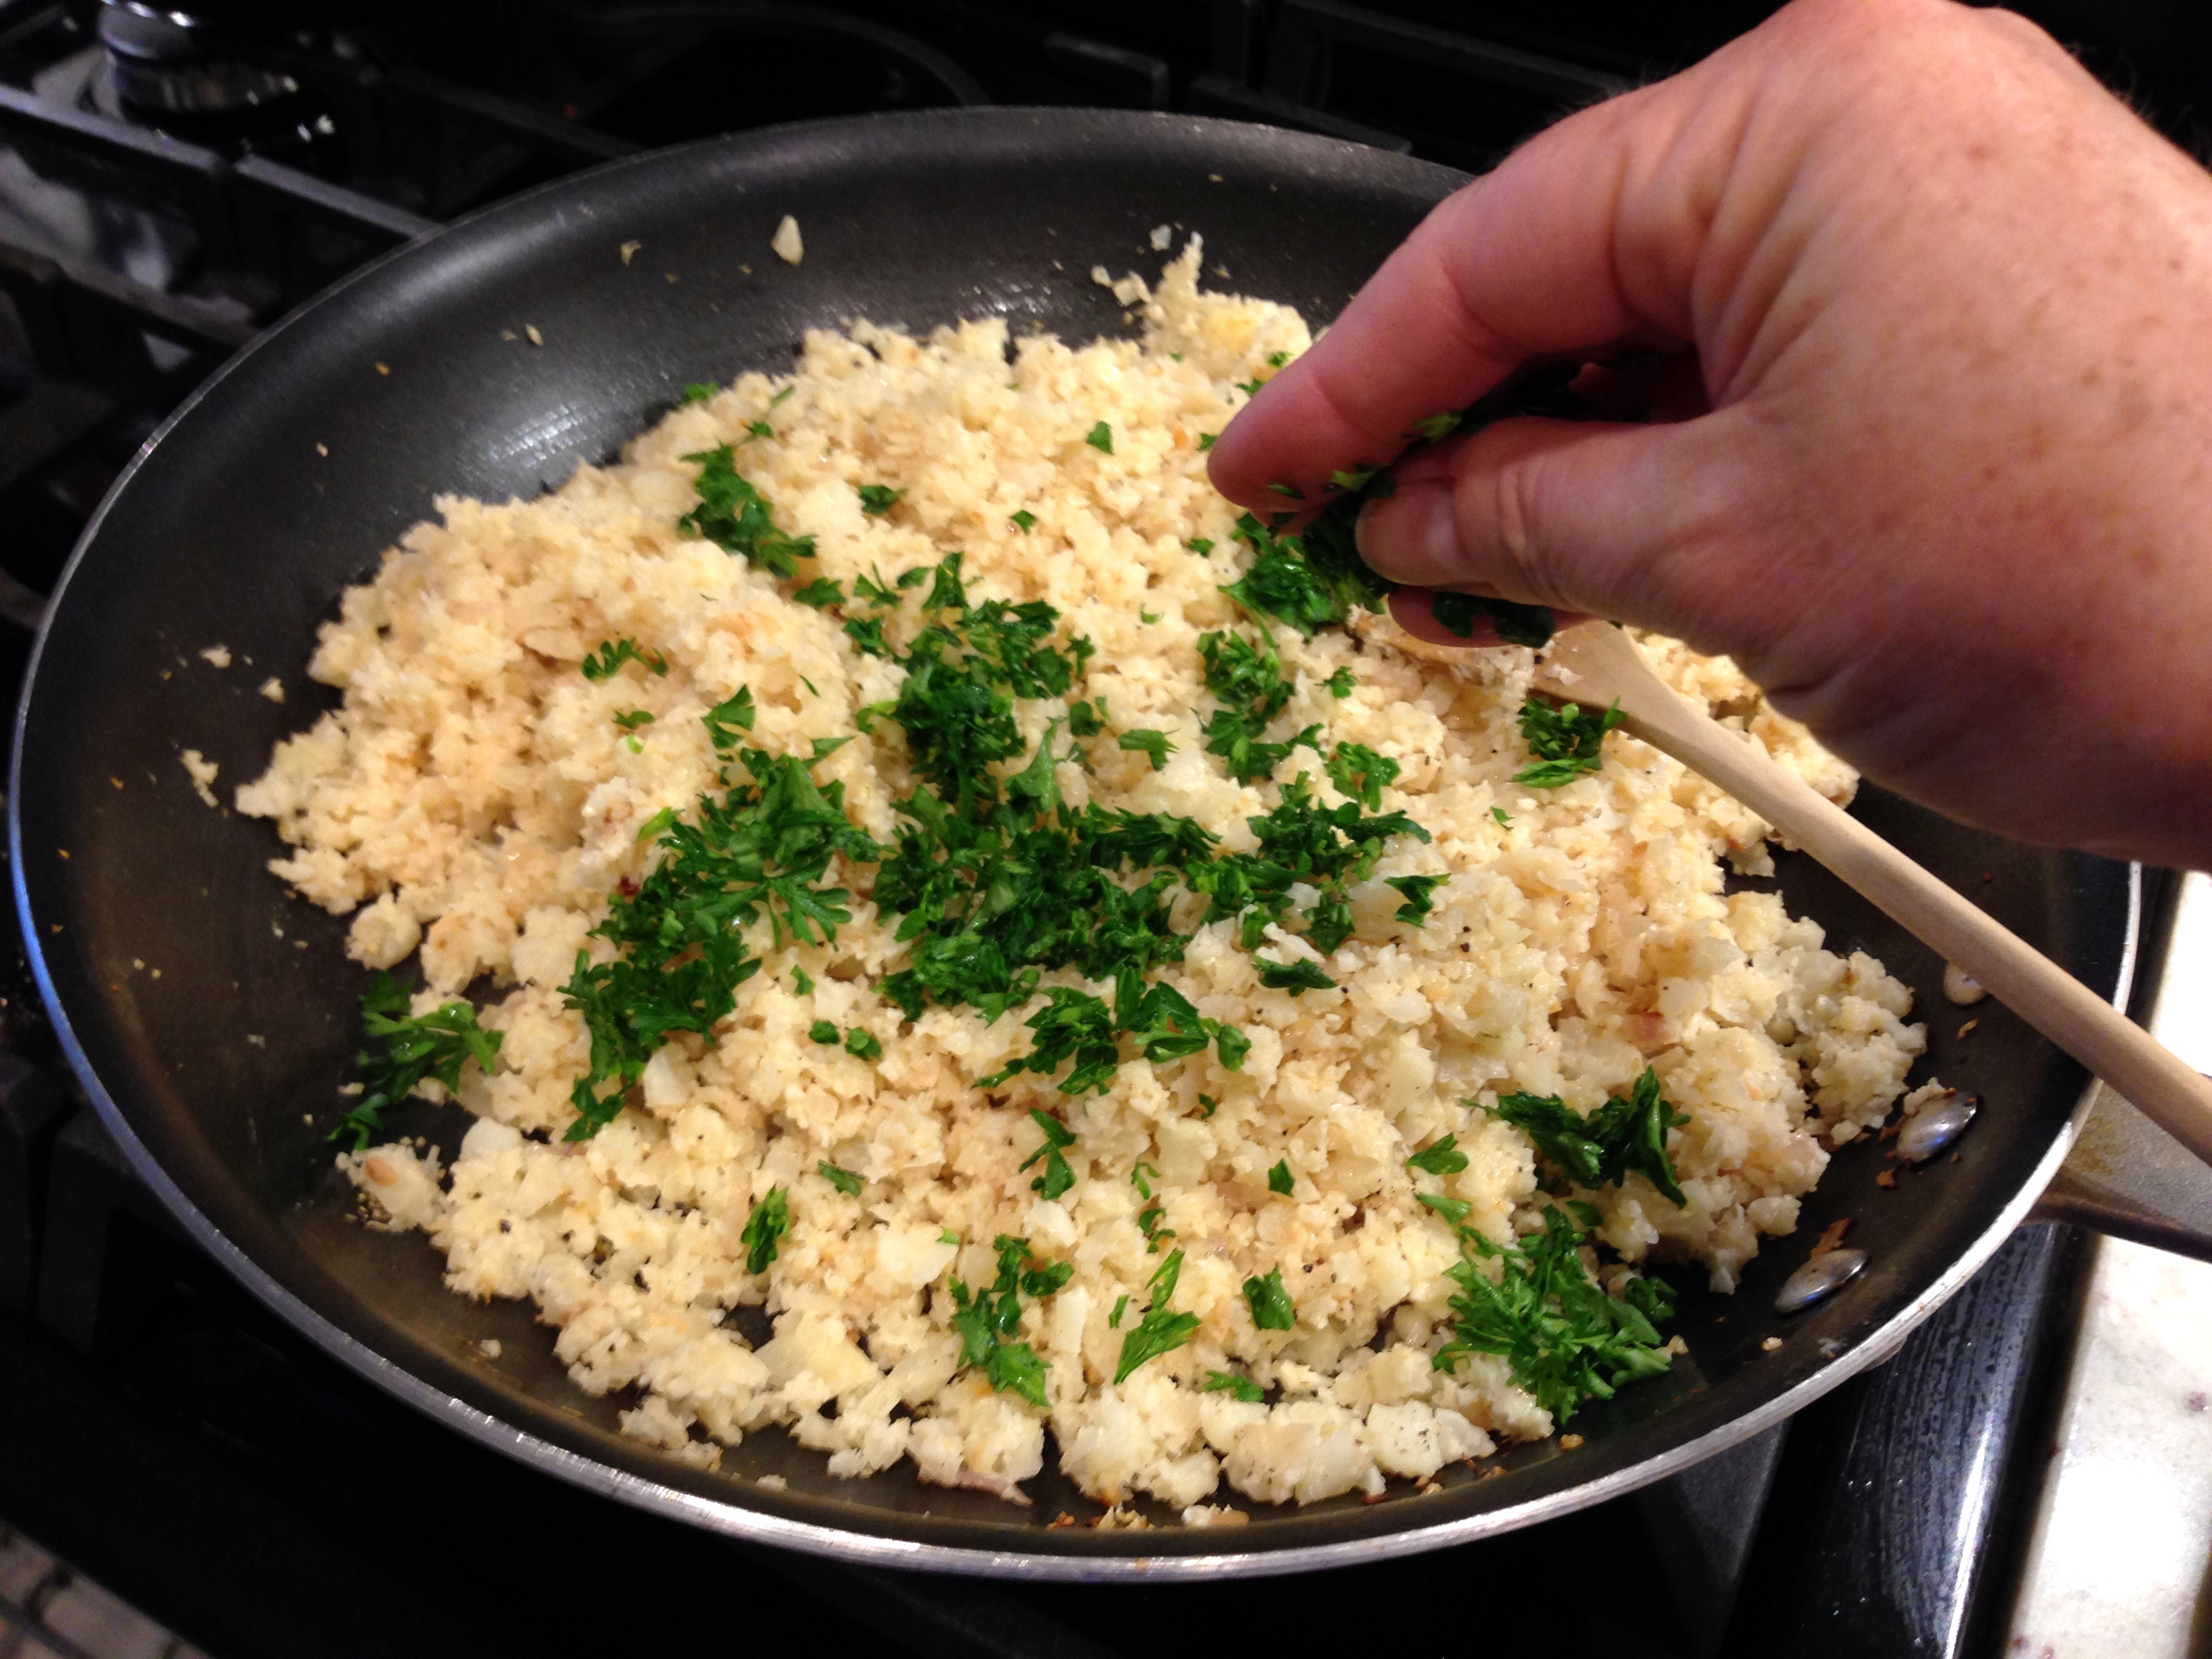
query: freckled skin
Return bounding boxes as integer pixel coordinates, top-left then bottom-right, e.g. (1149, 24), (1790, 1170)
(1210, 0), (2212, 868)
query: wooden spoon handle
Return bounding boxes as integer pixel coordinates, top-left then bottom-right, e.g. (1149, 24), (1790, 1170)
(1605, 655), (2212, 1164)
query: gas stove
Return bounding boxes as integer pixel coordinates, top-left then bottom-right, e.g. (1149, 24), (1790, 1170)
(0, 5), (2200, 1656)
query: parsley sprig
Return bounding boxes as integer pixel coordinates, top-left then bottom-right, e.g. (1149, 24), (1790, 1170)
(336, 973), (503, 1151)
(581, 638), (668, 681)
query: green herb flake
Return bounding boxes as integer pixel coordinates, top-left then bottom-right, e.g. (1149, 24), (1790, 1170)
(793, 577), (844, 609)
(819, 1161), (863, 1195)
(1514, 697), (1625, 787)
(1267, 482), (1303, 500)
(1136, 1202), (1175, 1252)
(1387, 874), (1448, 926)
(1085, 421), (1113, 454)
(1198, 1094), (1219, 1120)
(1407, 1132), (1469, 1176)
(1419, 1192), (1472, 1223)
(1197, 432), (1217, 451)
(1326, 666), (1355, 699)
(1187, 537), (1216, 556)
(1130, 1162), (1159, 1201)
(703, 685), (756, 754)
(843, 616), (893, 658)
(678, 446), (816, 577)
(793, 966), (815, 995)
(844, 1027), (884, 1061)
(1109, 1293), (1130, 1328)
(939, 1227), (960, 1246)
(1267, 1158), (1294, 1196)
(809, 1019), (840, 1044)
(1141, 609), (1160, 625)
(1113, 1249), (1202, 1383)
(857, 483), (905, 516)
(581, 638), (668, 681)
(1019, 1107), (1080, 1200)
(333, 973), (503, 1151)
(1242, 1267), (1296, 1331)
(769, 385), (796, 407)
(1118, 729), (1174, 771)
(1206, 1370), (1265, 1402)
(613, 709), (655, 731)
(1010, 509), (1038, 533)
(1325, 742), (1399, 811)
(740, 1187), (790, 1274)
(949, 1234), (1072, 1410)
(1255, 956), (1334, 995)
(1492, 806), (1513, 827)
(1433, 1204), (1673, 1423)
(1410, 410), (1462, 441)
(679, 382), (716, 405)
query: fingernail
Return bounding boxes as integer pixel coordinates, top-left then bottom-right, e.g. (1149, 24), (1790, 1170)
(1355, 480), (1462, 586)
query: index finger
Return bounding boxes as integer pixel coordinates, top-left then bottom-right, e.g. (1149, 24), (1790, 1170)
(1206, 77), (1711, 510)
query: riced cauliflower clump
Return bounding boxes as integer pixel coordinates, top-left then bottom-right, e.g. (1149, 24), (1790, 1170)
(242, 241), (1931, 1514)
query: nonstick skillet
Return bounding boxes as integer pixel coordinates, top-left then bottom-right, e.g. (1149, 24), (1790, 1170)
(9, 107), (2140, 1576)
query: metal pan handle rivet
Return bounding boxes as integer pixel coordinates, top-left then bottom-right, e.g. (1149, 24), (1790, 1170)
(1776, 1247), (1868, 1314)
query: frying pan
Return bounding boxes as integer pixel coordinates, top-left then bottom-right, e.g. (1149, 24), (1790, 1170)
(9, 107), (2142, 1576)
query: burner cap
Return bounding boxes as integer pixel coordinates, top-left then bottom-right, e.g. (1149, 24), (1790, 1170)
(98, 1), (298, 115)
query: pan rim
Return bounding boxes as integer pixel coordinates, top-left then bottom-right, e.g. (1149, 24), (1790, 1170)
(7, 104), (2139, 1578)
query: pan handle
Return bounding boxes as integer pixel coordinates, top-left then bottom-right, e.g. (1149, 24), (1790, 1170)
(2029, 1082), (2212, 1262)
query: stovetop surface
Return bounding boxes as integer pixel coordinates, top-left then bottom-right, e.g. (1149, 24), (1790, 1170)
(0, 4), (2200, 1654)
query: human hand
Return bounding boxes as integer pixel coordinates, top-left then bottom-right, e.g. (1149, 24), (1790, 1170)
(1209, 0), (2212, 869)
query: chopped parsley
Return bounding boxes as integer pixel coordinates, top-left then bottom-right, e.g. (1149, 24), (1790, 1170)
(1256, 956), (1334, 994)
(1137, 1202), (1175, 1252)
(1324, 741), (1398, 810)
(613, 709), (655, 731)
(844, 1027), (883, 1061)
(853, 568), (902, 608)
(1130, 1161), (1158, 1200)
(1018, 1107), (1078, 1200)
(1113, 1248), (1201, 1383)
(793, 966), (815, 995)
(1419, 1193), (1471, 1223)
(679, 446), (817, 577)
(335, 973), (503, 1151)
(703, 686), (756, 755)
(1141, 608), (1160, 624)
(1410, 410), (1461, 441)
(1267, 481), (1303, 499)
(740, 1187), (790, 1274)
(1387, 874), (1447, 925)
(1187, 537), (1215, 556)
(1483, 1068), (1691, 1206)
(1010, 509), (1038, 533)
(559, 741), (879, 1139)
(819, 1161), (863, 1195)
(1110, 1293), (1130, 1328)
(1242, 1267), (1295, 1330)
(1492, 806), (1513, 827)
(1515, 697), (1625, 787)
(679, 382), (716, 405)
(843, 616), (892, 658)
(792, 577), (844, 609)
(1118, 729), (1173, 770)
(581, 638), (668, 681)
(1197, 432), (1217, 451)
(1433, 1204), (1673, 1423)
(1085, 421), (1113, 454)
(1326, 666), (1355, 698)
(1267, 1158), (1294, 1196)
(1198, 1093), (1218, 1119)
(1407, 1132), (1469, 1176)
(1205, 1370), (1265, 1402)
(857, 483), (905, 516)
(949, 1234), (1072, 1409)
(809, 1019), (839, 1044)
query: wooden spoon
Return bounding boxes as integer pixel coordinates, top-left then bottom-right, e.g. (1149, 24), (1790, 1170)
(1531, 621), (2212, 1165)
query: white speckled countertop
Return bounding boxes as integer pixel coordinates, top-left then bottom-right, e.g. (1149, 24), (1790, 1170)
(2007, 872), (2212, 1658)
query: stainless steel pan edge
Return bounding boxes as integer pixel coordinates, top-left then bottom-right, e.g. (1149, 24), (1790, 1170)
(3, 106), (2148, 1579)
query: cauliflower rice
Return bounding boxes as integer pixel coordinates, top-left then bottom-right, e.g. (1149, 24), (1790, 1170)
(238, 241), (1935, 1514)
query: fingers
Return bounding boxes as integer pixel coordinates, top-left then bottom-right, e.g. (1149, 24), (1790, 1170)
(1207, 73), (1722, 510)
(1354, 411), (1774, 653)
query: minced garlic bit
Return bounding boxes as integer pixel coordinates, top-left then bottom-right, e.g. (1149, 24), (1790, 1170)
(253, 239), (1943, 1519)
(199, 644), (231, 669)
(259, 677), (285, 703)
(771, 214), (802, 264)
(180, 748), (219, 808)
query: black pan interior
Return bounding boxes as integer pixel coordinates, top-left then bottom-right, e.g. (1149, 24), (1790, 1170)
(10, 108), (2133, 1565)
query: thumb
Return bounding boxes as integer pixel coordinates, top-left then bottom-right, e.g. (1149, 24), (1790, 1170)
(1358, 411), (1776, 655)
